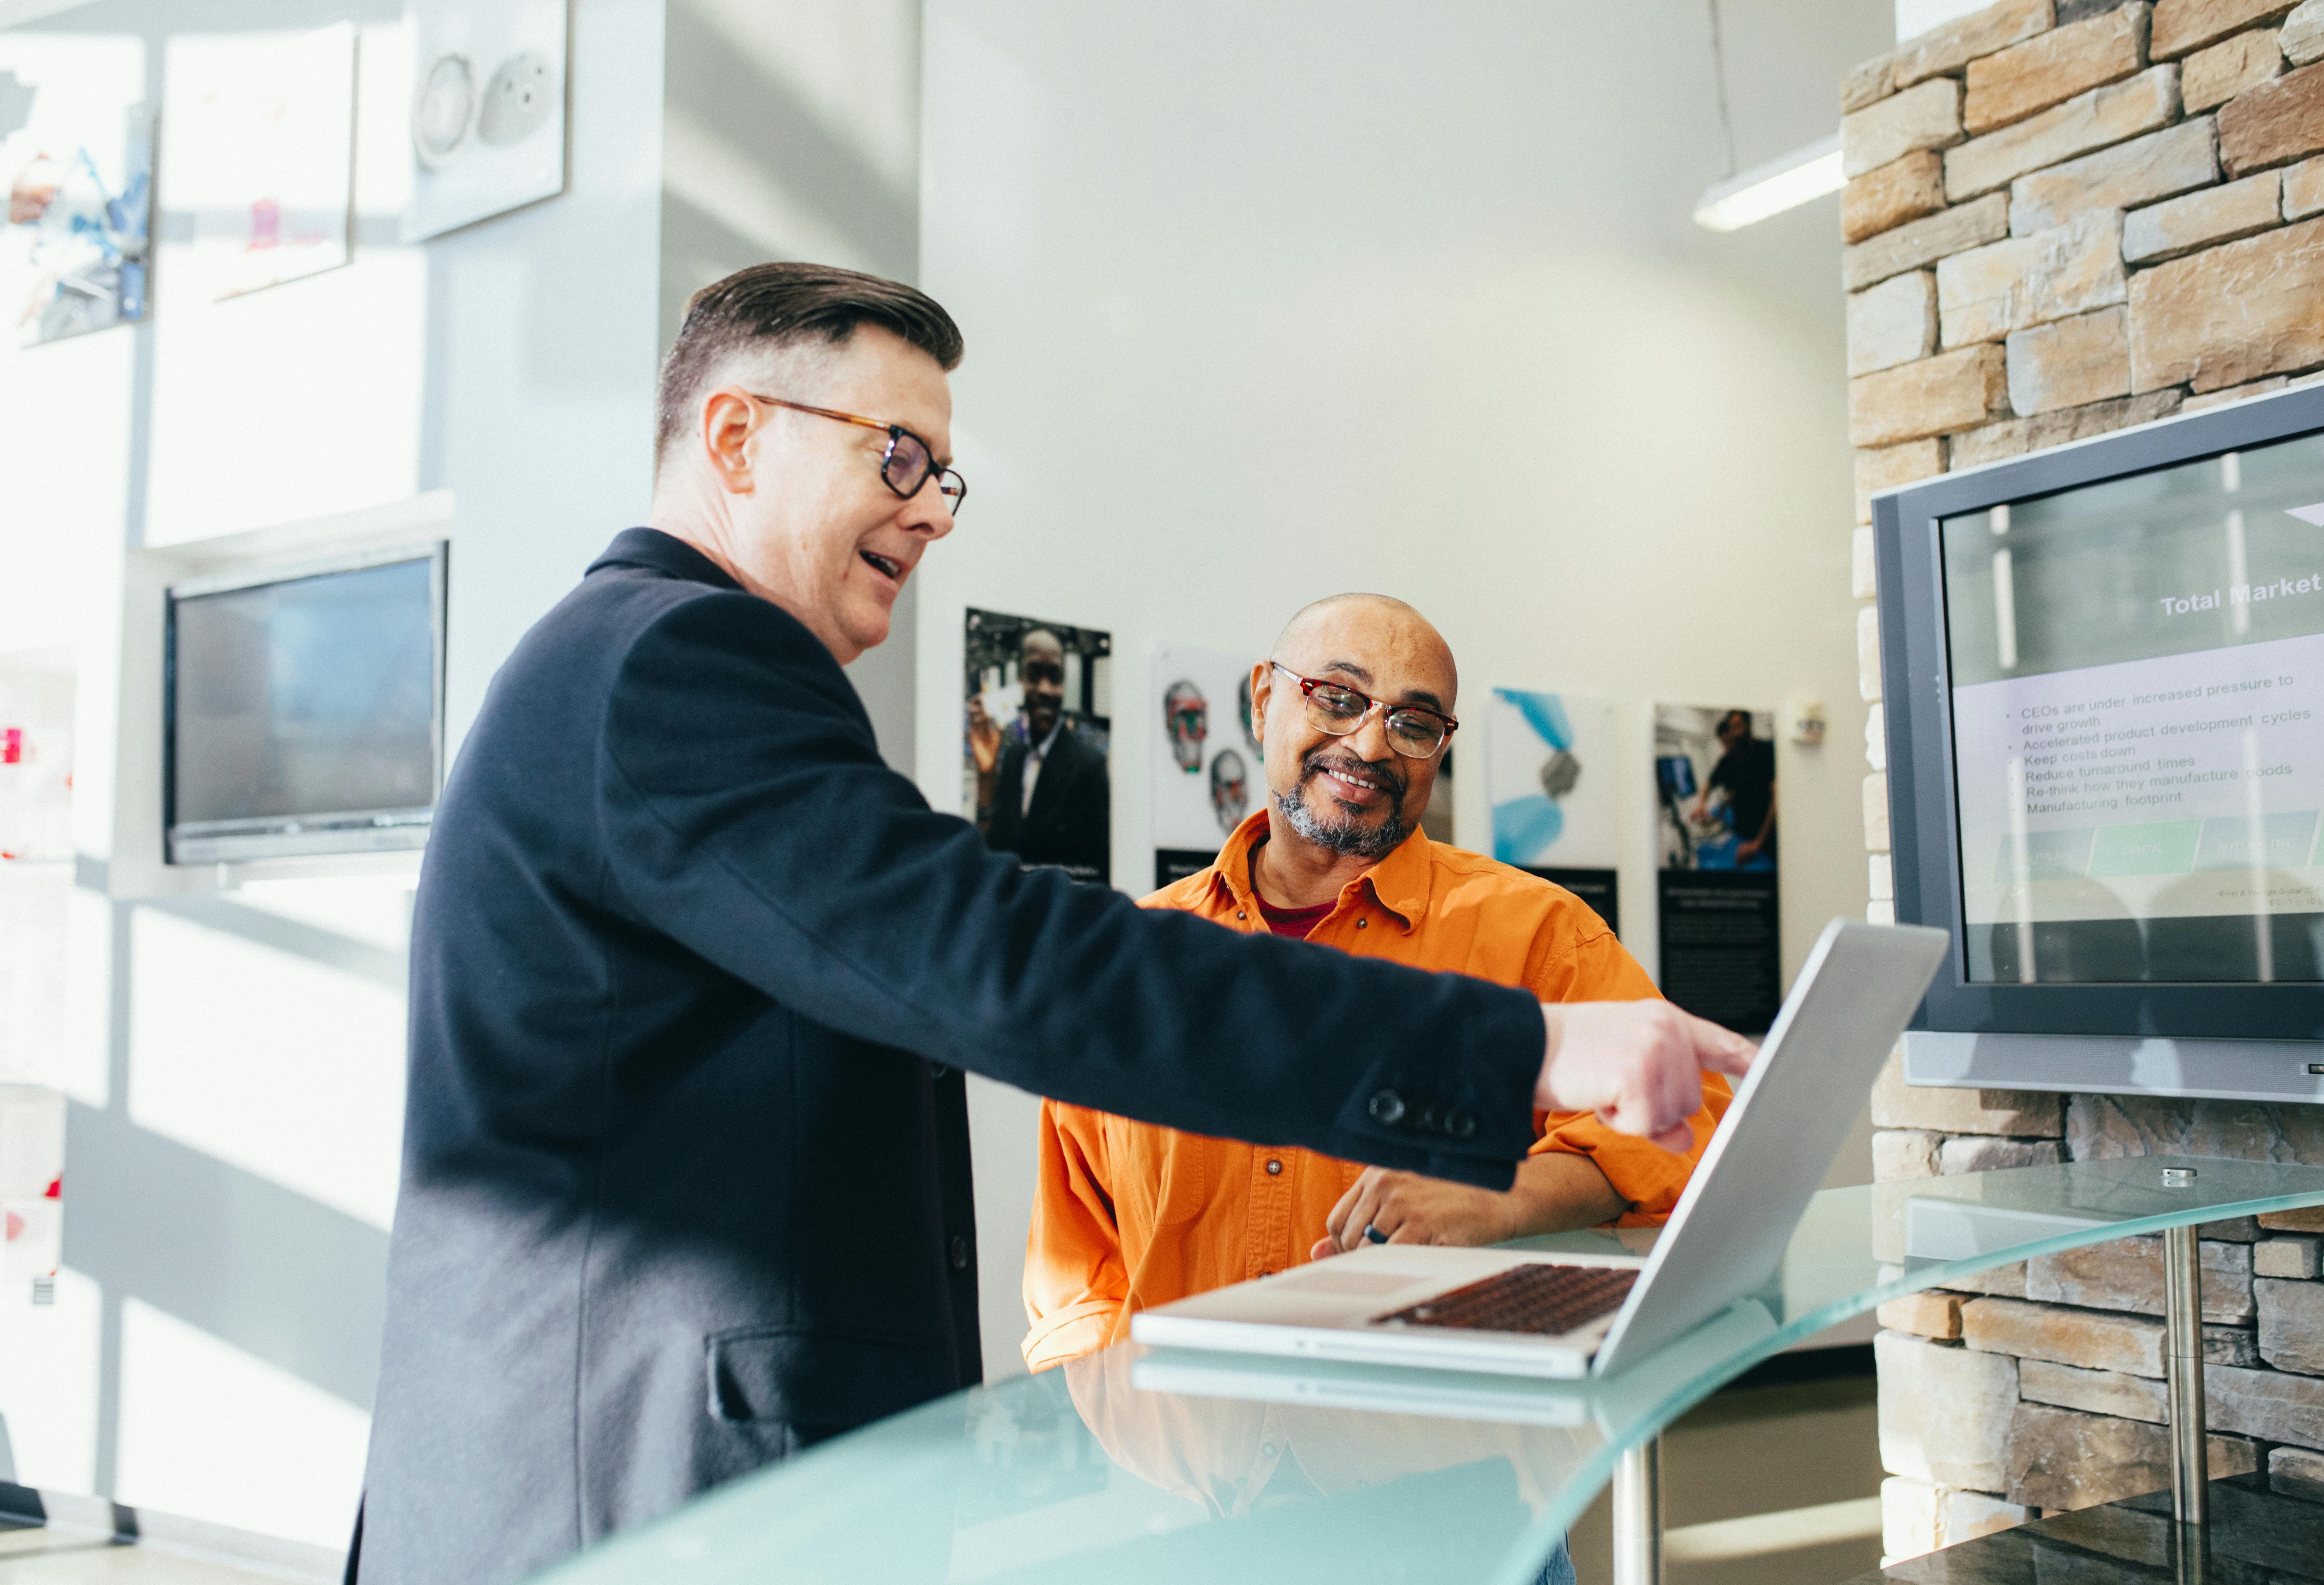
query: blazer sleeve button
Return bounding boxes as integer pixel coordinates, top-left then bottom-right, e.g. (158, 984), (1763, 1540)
(1448, 1109), (1477, 1140)
(1368, 1089), (1407, 1126)
(949, 1234), (971, 1270)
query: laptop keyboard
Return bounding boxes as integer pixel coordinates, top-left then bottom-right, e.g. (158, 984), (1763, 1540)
(1374, 1263), (1638, 1337)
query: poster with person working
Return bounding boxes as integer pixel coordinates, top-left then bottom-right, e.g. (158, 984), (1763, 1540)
(1653, 703), (1781, 1033)
(965, 609), (1112, 885)
(1152, 642), (1261, 890)
(1488, 689), (1621, 935)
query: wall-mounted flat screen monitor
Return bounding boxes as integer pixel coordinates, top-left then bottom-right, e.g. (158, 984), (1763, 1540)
(1876, 386), (2324, 1102)
(166, 544), (446, 865)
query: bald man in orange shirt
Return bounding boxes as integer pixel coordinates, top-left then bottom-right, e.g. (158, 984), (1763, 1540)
(1022, 595), (1733, 1371)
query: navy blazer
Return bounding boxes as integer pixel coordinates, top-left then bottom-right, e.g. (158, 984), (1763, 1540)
(353, 529), (1544, 1584)
(986, 718), (1109, 880)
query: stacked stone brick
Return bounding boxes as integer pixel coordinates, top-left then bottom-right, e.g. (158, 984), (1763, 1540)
(1843, 0), (2324, 1561)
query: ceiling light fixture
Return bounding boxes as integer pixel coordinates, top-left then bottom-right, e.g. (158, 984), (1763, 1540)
(1692, 133), (1844, 232)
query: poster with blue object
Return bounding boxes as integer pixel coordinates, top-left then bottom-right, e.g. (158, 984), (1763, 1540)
(0, 38), (153, 346)
(1488, 688), (1615, 868)
(1487, 688), (1618, 933)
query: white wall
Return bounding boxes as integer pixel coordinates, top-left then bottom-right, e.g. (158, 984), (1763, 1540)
(658, 0), (925, 766)
(920, 0), (1891, 1382)
(1896, 0), (1995, 44)
(0, 0), (665, 1553)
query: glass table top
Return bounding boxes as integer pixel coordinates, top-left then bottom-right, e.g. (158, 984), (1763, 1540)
(530, 1157), (2324, 1585)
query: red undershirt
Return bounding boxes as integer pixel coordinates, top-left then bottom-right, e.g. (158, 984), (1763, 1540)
(1254, 896), (1336, 941)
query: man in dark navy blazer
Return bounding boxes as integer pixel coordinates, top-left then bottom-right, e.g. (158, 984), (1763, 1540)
(351, 264), (1755, 1585)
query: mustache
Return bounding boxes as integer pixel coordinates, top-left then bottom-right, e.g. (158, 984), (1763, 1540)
(1299, 746), (1407, 803)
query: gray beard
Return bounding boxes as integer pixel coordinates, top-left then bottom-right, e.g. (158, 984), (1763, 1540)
(1276, 771), (1409, 860)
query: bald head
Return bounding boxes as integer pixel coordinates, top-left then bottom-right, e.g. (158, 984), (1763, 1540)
(1272, 593), (1457, 715)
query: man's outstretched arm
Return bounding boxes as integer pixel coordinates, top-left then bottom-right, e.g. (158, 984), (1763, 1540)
(602, 593), (1757, 1186)
(1536, 1001), (1757, 1152)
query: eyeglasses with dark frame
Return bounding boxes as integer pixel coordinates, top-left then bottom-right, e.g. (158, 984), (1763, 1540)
(743, 393), (967, 516)
(1269, 662), (1459, 759)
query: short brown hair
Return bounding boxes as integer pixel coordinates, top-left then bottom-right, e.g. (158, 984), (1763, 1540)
(654, 262), (965, 467)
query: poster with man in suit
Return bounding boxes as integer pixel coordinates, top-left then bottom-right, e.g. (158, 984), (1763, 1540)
(966, 609), (1111, 883)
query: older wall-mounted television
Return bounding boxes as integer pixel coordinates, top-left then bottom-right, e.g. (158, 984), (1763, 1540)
(1875, 385), (2324, 1103)
(165, 544), (446, 865)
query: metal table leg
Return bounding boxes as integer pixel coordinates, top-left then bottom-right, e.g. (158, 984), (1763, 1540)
(1612, 1435), (1662, 1585)
(2164, 1220), (2209, 1528)
(2164, 1217), (2211, 1584)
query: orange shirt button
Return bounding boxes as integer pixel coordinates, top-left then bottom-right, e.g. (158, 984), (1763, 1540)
(1265, 1158), (1282, 1176)
(1357, 918), (1368, 928)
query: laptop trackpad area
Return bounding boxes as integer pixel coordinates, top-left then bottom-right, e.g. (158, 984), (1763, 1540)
(1276, 1268), (1422, 1299)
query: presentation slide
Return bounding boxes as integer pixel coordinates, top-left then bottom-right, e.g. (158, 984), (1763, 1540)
(1939, 431), (2324, 984)
(1953, 623), (2323, 928)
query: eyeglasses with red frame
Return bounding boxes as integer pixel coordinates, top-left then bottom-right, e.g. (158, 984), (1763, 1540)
(1269, 662), (1457, 758)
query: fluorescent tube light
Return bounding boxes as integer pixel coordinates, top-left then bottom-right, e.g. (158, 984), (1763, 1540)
(1692, 133), (1844, 232)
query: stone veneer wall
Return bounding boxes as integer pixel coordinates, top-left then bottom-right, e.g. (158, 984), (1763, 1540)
(1841, 0), (2324, 1563)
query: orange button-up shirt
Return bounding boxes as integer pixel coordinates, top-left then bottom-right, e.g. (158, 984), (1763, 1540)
(1021, 811), (1732, 1372)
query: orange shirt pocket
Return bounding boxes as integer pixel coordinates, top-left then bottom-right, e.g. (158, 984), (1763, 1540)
(1100, 1115), (1211, 1227)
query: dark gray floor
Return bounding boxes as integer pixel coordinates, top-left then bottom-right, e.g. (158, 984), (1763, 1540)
(1567, 1372), (1886, 1585)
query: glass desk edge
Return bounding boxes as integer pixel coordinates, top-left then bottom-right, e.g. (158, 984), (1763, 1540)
(1467, 1155), (2324, 1585)
(525, 1156), (2324, 1585)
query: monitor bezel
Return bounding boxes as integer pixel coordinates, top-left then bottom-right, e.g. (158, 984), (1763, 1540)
(163, 540), (448, 866)
(1875, 382), (2324, 1042)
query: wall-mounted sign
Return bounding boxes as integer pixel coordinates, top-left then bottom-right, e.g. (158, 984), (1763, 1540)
(1654, 703), (1781, 1033)
(1488, 687), (1619, 933)
(402, 0), (569, 242)
(0, 37), (152, 344)
(165, 23), (356, 300)
(1151, 642), (1260, 891)
(966, 608), (1112, 886)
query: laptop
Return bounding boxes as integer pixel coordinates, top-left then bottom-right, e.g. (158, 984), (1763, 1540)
(1130, 1298), (1781, 1427)
(1129, 916), (1948, 1379)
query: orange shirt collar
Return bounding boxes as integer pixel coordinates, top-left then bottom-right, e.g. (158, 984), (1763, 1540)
(1206, 808), (1435, 932)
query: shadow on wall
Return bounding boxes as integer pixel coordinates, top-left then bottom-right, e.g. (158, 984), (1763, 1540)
(657, 0), (919, 347)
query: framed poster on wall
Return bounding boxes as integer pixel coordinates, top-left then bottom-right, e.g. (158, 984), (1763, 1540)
(1488, 688), (1620, 935)
(1151, 642), (1261, 890)
(0, 37), (152, 345)
(1653, 703), (1781, 1034)
(163, 23), (356, 300)
(402, 0), (569, 241)
(966, 609), (1111, 885)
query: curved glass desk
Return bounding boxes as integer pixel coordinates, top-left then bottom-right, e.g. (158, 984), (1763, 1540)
(531, 1157), (2324, 1585)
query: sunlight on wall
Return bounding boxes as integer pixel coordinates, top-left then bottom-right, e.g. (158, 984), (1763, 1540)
(142, 21), (422, 545)
(0, 37), (139, 658)
(683, 0), (917, 195)
(56, 887), (111, 1110)
(115, 1296), (368, 1550)
(0, 1264), (99, 1493)
(128, 901), (405, 1232)
(663, 106), (877, 272)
